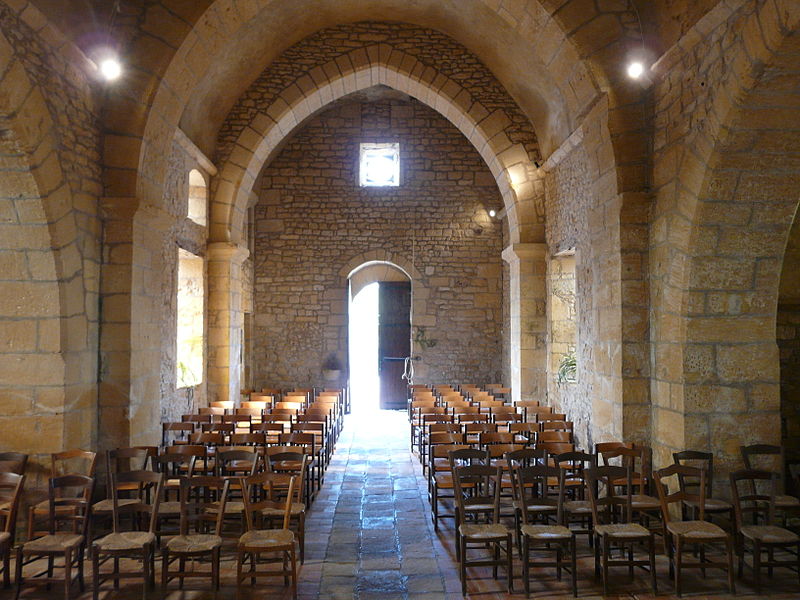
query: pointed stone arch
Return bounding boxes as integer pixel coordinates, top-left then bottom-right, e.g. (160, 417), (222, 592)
(211, 45), (541, 248)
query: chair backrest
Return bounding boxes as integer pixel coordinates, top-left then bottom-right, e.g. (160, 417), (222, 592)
(47, 474), (94, 537)
(428, 423), (461, 435)
(154, 452), (197, 480)
(463, 422), (497, 436)
(730, 468), (780, 529)
(673, 450), (714, 497)
(540, 420), (574, 432)
(452, 465), (502, 523)
(179, 475), (230, 536)
(539, 412), (567, 423)
(0, 452), (28, 475)
(162, 422), (195, 446)
(538, 430), (572, 443)
(555, 450), (595, 491)
(536, 441), (575, 457)
(0, 472), (25, 533)
(242, 473), (296, 531)
(448, 447), (489, 470)
(110, 470), (163, 533)
(229, 433), (266, 447)
(479, 431), (516, 446)
(654, 463), (706, 524)
(741, 444), (786, 494)
(199, 407), (226, 416)
(266, 452), (308, 506)
(515, 463), (565, 524)
(182, 413), (212, 423)
(215, 449), (259, 478)
(51, 449), (97, 478)
(210, 400), (234, 411)
(456, 413), (490, 424)
(504, 447), (546, 470)
(585, 465), (633, 525)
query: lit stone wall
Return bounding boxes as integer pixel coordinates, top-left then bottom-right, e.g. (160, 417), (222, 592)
(0, 3), (102, 495)
(252, 97), (505, 388)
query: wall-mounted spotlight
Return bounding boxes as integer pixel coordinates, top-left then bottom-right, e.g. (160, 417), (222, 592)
(488, 209), (497, 218)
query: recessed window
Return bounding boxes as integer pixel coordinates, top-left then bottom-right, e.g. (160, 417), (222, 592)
(188, 169), (207, 226)
(359, 143), (399, 187)
(177, 248), (204, 388)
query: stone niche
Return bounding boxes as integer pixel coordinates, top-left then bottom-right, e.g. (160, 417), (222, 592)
(251, 94), (506, 388)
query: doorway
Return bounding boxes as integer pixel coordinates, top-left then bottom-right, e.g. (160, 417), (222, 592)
(348, 263), (412, 412)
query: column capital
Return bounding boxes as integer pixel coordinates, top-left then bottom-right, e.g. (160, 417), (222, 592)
(501, 243), (547, 264)
(207, 242), (249, 264)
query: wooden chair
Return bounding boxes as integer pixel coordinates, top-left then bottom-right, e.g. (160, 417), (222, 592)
(27, 449), (97, 540)
(91, 470), (164, 600)
(655, 463), (735, 596)
(452, 465), (513, 594)
(741, 444), (800, 512)
(427, 434), (469, 531)
(261, 452), (309, 563)
(730, 468), (800, 593)
(516, 463), (577, 596)
(209, 400), (234, 411)
(237, 475), (298, 600)
(0, 456), (25, 548)
(586, 465), (657, 596)
(447, 447), (490, 560)
(604, 446), (661, 532)
(0, 473), (23, 588)
(161, 476), (230, 591)
(557, 450), (597, 545)
(15, 474), (94, 600)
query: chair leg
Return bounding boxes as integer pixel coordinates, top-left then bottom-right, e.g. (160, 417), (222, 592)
(522, 535), (529, 597)
(460, 536), (467, 596)
(161, 548), (169, 590)
(235, 549), (243, 600)
(63, 548), (72, 600)
(290, 548), (298, 600)
(92, 551), (100, 600)
(602, 536), (609, 596)
(506, 534), (513, 593)
(726, 535), (736, 595)
(649, 534), (657, 595)
(571, 535), (578, 597)
(675, 536), (682, 597)
(754, 540), (761, 594)
(2, 545), (9, 589)
(15, 548), (25, 600)
(142, 547), (150, 600)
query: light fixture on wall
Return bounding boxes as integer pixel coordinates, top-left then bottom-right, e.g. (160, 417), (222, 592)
(90, 1), (124, 83)
(488, 209), (497, 218)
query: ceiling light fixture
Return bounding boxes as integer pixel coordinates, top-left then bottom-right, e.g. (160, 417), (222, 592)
(627, 61), (644, 80)
(99, 57), (122, 81)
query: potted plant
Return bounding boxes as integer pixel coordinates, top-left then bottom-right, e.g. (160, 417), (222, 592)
(322, 353), (342, 382)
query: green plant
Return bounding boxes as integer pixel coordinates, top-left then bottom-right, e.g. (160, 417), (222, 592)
(556, 351), (577, 383)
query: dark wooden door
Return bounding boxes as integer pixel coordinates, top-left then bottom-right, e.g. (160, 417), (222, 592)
(378, 281), (411, 410)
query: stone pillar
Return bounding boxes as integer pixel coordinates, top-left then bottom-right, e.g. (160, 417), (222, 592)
(502, 243), (548, 403)
(207, 242), (250, 404)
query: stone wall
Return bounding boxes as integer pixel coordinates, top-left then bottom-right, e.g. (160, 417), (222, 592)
(252, 96), (505, 388)
(0, 3), (102, 492)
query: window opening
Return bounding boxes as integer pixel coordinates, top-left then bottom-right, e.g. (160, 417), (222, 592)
(359, 143), (399, 187)
(188, 169), (207, 226)
(177, 248), (204, 388)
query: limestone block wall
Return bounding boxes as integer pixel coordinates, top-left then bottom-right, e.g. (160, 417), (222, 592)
(123, 140), (208, 447)
(0, 3), (102, 490)
(252, 97), (505, 388)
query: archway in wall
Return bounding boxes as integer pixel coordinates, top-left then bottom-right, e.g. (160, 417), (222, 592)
(778, 211), (800, 461)
(348, 262), (411, 413)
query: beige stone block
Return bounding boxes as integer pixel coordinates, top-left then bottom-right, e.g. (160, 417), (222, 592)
(717, 343), (779, 383)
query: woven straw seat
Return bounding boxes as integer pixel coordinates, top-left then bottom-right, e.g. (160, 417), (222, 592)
(563, 499), (592, 513)
(259, 502), (305, 517)
(666, 519), (726, 540)
(24, 533), (83, 552)
(459, 523), (508, 539)
(94, 531), (155, 551)
(520, 524), (571, 540)
(239, 528), (294, 548)
(165, 533), (222, 553)
(594, 522), (649, 538)
(683, 497), (732, 511)
(92, 498), (138, 513)
(741, 525), (799, 544)
(631, 494), (661, 510)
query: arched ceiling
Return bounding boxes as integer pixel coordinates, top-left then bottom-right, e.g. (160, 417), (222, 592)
(177, 1), (573, 157)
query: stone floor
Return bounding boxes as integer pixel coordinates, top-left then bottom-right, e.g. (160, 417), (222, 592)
(10, 409), (800, 599)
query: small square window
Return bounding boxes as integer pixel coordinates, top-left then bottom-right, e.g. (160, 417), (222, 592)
(359, 143), (399, 187)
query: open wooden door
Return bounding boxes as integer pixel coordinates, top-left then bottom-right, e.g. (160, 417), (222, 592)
(378, 281), (411, 409)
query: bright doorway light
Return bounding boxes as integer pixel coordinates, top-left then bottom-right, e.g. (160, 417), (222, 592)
(348, 282), (379, 413)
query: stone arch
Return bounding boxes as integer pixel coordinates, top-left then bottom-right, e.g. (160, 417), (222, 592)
(648, 0), (800, 470)
(348, 262), (410, 299)
(0, 26), (76, 455)
(212, 45), (540, 248)
(128, 0), (598, 220)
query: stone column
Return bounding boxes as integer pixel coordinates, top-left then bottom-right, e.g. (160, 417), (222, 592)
(207, 242), (250, 404)
(502, 243), (548, 403)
